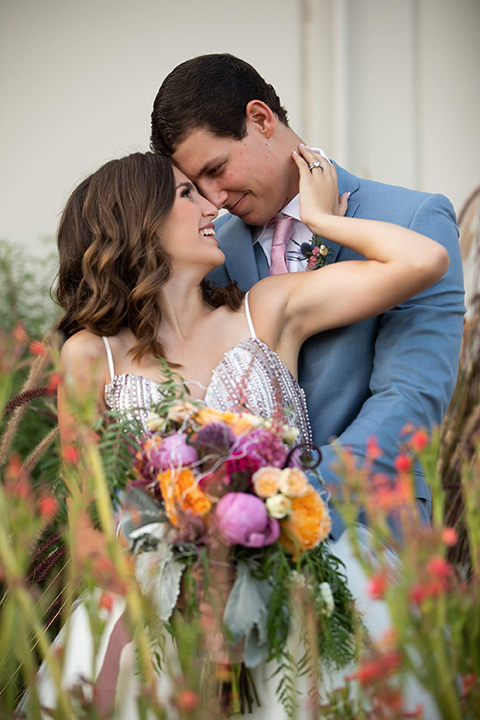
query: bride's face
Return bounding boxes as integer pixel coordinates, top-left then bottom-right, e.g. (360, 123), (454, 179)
(160, 166), (224, 273)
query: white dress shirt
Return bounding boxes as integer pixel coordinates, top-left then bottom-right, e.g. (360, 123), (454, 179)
(252, 147), (330, 273)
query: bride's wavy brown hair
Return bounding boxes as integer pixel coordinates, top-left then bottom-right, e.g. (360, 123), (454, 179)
(56, 152), (243, 362)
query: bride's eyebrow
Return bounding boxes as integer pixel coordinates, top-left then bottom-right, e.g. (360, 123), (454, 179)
(175, 181), (195, 191)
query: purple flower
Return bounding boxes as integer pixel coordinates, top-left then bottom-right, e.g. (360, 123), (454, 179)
(215, 492), (280, 548)
(157, 433), (198, 470)
(196, 423), (235, 457)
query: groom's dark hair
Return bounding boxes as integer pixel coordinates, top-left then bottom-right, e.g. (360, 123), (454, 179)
(150, 53), (289, 155)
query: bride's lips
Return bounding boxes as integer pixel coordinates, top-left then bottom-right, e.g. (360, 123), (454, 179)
(199, 223), (217, 239)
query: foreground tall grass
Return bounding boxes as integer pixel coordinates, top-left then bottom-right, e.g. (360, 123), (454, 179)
(0, 320), (479, 719)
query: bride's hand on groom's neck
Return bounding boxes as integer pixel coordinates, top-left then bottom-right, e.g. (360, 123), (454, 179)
(292, 145), (349, 232)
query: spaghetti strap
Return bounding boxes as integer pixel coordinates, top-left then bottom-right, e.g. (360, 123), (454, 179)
(244, 291), (257, 338)
(102, 337), (115, 382)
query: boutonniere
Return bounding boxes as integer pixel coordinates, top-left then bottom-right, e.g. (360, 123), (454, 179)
(286, 235), (332, 271)
(300, 235), (332, 270)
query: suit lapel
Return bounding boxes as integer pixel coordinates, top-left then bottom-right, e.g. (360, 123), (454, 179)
(320, 164), (361, 265)
(215, 215), (261, 289)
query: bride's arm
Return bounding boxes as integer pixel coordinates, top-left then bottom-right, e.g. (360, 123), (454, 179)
(252, 145), (449, 353)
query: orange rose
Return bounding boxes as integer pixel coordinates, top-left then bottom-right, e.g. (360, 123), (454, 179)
(195, 407), (231, 427)
(280, 488), (331, 557)
(194, 408), (261, 436)
(252, 466), (282, 498)
(158, 468), (211, 526)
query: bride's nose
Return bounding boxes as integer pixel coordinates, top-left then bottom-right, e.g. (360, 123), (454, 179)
(201, 196), (218, 221)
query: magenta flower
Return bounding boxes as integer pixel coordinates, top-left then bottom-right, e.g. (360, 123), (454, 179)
(227, 428), (288, 477)
(215, 492), (280, 548)
(157, 433), (198, 470)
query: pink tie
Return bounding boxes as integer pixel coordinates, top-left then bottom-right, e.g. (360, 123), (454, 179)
(269, 215), (295, 275)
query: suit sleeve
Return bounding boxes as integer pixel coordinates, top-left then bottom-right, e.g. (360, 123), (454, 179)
(318, 193), (465, 499)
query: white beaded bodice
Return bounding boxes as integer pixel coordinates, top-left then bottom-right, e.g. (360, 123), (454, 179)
(103, 293), (312, 447)
(104, 337), (312, 448)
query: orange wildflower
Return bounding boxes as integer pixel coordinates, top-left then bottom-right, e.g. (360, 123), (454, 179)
(158, 468), (211, 526)
(366, 435), (382, 459)
(411, 429), (429, 452)
(29, 340), (47, 356)
(367, 572), (388, 600)
(38, 495), (59, 521)
(62, 445), (81, 465)
(394, 453), (412, 473)
(280, 488), (331, 557)
(441, 527), (458, 546)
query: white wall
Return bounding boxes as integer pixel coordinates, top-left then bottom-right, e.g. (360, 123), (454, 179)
(0, 0), (303, 250)
(1, 0), (478, 253)
(302, 0), (480, 211)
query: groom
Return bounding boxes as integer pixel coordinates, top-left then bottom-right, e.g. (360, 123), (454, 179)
(151, 53), (465, 539)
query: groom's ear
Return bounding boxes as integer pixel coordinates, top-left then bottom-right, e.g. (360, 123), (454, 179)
(245, 100), (275, 139)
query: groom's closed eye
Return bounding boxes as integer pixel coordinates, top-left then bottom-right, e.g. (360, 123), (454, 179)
(207, 163), (225, 176)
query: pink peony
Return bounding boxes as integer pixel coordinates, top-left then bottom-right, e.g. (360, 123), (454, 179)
(157, 433), (198, 470)
(215, 492), (280, 548)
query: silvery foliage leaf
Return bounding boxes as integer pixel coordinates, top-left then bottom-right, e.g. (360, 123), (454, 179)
(118, 487), (169, 551)
(223, 561), (273, 668)
(134, 526), (185, 622)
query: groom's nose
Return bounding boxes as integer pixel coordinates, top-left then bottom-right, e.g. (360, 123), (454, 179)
(197, 180), (228, 210)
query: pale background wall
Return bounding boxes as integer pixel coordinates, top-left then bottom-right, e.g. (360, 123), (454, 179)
(0, 0), (479, 253)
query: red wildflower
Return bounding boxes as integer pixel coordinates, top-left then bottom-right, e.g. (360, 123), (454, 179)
(99, 592), (114, 613)
(62, 445), (81, 465)
(13, 322), (28, 344)
(461, 673), (477, 697)
(38, 495), (59, 521)
(367, 573), (388, 600)
(47, 372), (62, 391)
(411, 429), (429, 452)
(174, 690), (200, 713)
(427, 555), (451, 584)
(394, 453), (412, 473)
(29, 341), (47, 356)
(346, 649), (401, 685)
(441, 527), (458, 546)
(4, 454), (31, 499)
(366, 435), (382, 459)
(410, 556), (452, 604)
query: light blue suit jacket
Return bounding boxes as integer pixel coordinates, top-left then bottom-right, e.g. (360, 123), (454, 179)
(207, 165), (465, 539)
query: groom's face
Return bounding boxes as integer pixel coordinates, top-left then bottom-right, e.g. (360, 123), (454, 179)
(172, 124), (292, 226)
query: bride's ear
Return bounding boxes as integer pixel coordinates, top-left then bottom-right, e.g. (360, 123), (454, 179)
(245, 100), (275, 139)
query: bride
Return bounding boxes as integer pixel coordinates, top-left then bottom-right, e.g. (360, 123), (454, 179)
(37, 145), (447, 718)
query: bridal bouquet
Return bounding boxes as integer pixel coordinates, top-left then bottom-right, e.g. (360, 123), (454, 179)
(111, 397), (358, 712)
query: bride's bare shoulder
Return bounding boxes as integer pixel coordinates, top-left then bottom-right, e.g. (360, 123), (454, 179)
(60, 330), (107, 361)
(59, 330), (110, 384)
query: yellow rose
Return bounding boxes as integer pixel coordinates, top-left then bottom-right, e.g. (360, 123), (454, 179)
(266, 493), (292, 519)
(252, 466), (282, 498)
(146, 411), (163, 431)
